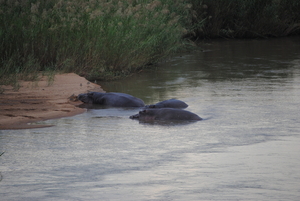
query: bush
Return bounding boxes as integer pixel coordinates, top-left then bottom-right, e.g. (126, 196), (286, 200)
(1, 0), (300, 85)
(190, 0), (300, 38)
(0, 0), (192, 83)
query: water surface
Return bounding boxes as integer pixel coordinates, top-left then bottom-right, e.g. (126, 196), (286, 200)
(1, 37), (300, 201)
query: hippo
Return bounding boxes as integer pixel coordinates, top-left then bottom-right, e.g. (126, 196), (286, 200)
(130, 108), (202, 121)
(145, 99), (188, 109)
(78, 92), (145, 107)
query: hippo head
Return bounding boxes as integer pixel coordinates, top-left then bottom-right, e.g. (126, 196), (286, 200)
(78, 93), (94, 104)
(130, 109), (156, 121)
(129, 113), (140, 119)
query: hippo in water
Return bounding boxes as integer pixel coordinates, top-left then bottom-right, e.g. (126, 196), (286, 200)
(130, 108), (202, 121)
(78, 92), (145, 107)
(145, 99), (188, 109)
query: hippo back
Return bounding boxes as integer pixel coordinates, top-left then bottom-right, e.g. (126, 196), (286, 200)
(146, 99), (188, 109)
(134, 108), (202, 121)
(91, 92), (145, 107)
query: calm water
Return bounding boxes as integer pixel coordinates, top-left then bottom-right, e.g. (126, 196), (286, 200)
(1, 37), (300, 201)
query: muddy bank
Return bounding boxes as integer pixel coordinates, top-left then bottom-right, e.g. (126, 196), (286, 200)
(0, 73), (104, 130)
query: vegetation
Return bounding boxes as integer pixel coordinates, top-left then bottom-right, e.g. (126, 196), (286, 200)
(0, 0), (192, 84)
(1, 0), (300, 86)
(191, 0), (300, 38)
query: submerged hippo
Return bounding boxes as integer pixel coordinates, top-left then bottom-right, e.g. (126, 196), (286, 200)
(145, 99), (188, 109)
(130, 108), (202, 121)
(78, 92), (145, 107)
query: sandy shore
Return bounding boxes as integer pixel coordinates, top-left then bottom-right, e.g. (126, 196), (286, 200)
(0, 73), (104, 130)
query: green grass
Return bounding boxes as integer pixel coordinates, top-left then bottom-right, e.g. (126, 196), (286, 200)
(1, 0), (300, 87)
(0, 0), (192, 85)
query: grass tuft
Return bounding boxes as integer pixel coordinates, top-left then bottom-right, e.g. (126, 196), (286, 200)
(1, 0), (300, 86)
(1, 0), (192, 84)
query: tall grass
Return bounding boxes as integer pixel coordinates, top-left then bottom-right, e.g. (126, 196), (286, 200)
(0, 0), (192, 83)
(1, 0), (300, 86)
(190, 0), (300, 39)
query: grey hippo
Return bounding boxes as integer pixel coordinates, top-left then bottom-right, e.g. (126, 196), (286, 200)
(145, 98), (188, 109)
(78, 92), (145, 107)
(130, 108), (202, 121)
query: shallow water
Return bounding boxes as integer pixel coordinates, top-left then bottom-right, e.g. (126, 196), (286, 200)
(1, 37), (300, 201)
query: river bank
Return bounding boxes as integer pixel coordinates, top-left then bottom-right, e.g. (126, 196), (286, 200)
(0, 73), (103, 130)
(1, 0), (299, 86)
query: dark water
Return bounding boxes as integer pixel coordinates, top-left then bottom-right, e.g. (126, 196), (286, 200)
(1, 37), (300, 201)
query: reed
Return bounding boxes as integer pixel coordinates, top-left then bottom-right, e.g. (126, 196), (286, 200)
(0, 0), (192, 83)
(1, 0), (300, 86)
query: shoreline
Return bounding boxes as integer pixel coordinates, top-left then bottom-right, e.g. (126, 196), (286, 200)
(0, 73), (104, 130)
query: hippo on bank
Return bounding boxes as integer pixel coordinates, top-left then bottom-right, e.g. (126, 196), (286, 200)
(78, 92), (145, 107)
(130, 108), (202, 121)
(145, 99), (188, 109)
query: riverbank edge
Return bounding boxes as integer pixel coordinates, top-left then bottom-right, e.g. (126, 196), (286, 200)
(0, 73), (104, 130)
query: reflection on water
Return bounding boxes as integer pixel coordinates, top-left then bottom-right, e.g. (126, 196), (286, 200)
(1, 37), (300, 201)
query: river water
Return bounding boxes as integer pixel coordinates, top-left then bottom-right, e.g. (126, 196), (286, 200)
(1, 37), (300, 201)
